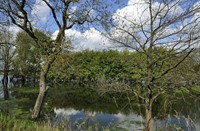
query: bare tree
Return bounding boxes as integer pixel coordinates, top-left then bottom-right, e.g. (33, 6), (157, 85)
(0, 29), (15, 100)
(0, 0), (95, 119)
(99, 0), (200, 130)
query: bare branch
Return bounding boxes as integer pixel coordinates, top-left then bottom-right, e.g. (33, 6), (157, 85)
(42, 0), (62, 29)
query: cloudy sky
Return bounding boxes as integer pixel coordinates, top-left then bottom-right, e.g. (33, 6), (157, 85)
(8, 0), (128, 50)
(8, 0), (200, 50)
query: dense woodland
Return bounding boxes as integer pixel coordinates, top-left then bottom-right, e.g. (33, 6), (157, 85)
(12, 43), (200, 88)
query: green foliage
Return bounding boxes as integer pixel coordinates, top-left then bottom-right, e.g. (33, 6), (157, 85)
(191, 86), (200, 95)
(49, 50), (144, 84)
(12, 42), (200, 89)
(0, 114), (62, 131)
(0, 113), (128, 131)
(49, 48), (179, 86)
(13, 30), (50, 79)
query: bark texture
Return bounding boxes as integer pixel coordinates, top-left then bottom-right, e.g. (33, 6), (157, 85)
(32, 58), (54, 119)
(145, 90), (153, 131)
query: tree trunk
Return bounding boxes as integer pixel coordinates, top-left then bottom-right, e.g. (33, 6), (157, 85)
(145, 98), (153, 131)
(2, 61), (8, 85)
(3, 84), (9, 100)
(3, 85), (9, 100)
(31, 86), (47, 119)
(2, 63), (9, 100)
(32, 58), (54, 119)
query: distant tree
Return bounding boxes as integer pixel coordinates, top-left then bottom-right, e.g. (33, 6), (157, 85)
(49, 50), (137, 84)
(13, 30), (50, 82)
(180, 48), (200, 86)
(0, 29), (15, 100)
(99, 0), (200, 130)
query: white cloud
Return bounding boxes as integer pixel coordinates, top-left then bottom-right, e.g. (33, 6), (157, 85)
(109, 0), (151, 49)
(113, 0), (149, 27)
(8, 26), (20, 34)
(110, 0), (197, 50)
(114, 0), (184, 28)
(51, 0), (199, 51)
(31, 0), (50, 23)
(54, 108), (80, 116)
(113, 0), (185, 34)
(8, 25), (21, 39)
(114, 112), (144, 130)
(53, 28), (111, 51)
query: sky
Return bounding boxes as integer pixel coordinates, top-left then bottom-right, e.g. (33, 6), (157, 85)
(8, 0), (200, 51)
(34, 0), (128, 51)
(7, 0), (127, 50)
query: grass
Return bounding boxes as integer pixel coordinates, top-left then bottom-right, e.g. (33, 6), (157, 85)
(0, 114), (63, 131)
(0, 114), (126, 131)
(10, 86), (38, 94)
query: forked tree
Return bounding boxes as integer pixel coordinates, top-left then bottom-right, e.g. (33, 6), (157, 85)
(99, 0), (200, 130)
(0, 0), (95, 119)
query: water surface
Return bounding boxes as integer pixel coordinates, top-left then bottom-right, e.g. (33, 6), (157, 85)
(0, 83), (199, 130)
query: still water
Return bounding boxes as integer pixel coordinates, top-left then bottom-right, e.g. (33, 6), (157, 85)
(53, 108), (144, 130)
(0, 83), (200, 130)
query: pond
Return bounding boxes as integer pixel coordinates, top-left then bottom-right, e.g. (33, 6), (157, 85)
(0, 83), (200, 130)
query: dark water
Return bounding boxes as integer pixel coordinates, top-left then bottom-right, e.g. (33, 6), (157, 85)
(0, 83), (200, 130)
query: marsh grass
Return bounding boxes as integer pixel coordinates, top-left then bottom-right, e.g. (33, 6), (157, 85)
(0, 114), (124, 131)
(0, 114), (63, 131)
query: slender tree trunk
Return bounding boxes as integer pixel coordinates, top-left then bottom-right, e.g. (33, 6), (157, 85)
(145, 97), (153, 131)
(2, 62), (9, 100)
(3, 84), (9, 100)
(2, 73), (8, 86)
(32, 57), (55, 119)
(2, 62), (8, 85)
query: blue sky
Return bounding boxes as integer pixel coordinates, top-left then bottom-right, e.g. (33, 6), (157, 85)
(27, 0), (129, 50)
(32, 0), (128, 33)
(8, 0), (200, 50)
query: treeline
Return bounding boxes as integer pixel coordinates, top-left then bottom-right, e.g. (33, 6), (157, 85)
(9, 30), (200, 87)
(50, 50), (138, 83)
(50, 49), (200, 87)
(12, 48), (200, 87)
